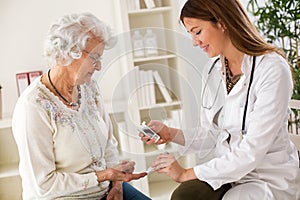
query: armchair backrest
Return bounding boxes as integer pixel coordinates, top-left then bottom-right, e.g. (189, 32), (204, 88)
(289, 99), (300, 162)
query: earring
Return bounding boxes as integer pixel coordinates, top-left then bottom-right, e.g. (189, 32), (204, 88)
(70, 45), (82, 59)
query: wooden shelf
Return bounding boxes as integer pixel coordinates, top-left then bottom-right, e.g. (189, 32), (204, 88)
(0, 163), (19, 178)
(139, 100), (181, 110)
(128, 7), (171, 15)
(133, 54), (176, 63)
(0, 117), (12, 129)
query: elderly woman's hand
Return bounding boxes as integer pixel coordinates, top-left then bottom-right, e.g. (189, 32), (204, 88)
(107, 181), (123, 200)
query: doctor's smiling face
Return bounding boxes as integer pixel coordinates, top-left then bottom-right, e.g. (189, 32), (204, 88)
(183, 17), (229, 58)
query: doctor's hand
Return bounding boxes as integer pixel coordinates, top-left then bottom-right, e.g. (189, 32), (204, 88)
(151, 153), (196, 183)
(139, 120), (171, 145)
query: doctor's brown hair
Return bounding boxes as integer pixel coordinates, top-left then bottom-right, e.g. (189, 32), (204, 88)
(180, 0), (285, 57)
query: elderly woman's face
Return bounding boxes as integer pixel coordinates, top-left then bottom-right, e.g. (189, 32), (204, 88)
(76, 37), (104, 84)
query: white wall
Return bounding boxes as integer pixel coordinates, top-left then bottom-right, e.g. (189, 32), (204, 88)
(0, 0), (118, 116)
(0, 0), (258, 117)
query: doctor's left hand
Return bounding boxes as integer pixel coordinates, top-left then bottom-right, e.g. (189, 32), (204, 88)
(151, 153), (187, 182)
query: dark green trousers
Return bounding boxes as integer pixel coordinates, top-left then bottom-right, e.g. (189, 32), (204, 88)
(171, 180), (231, 200)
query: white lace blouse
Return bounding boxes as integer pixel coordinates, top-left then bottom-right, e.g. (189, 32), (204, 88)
(12, 78), (119, 200)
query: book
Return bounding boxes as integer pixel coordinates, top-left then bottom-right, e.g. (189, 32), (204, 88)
(134, 69), (172, 106)
(135, 69), (156, 108)
(133, 67), (143, 107)
(16, 70), (42, 96)
(140, 70), (148, 107)
(153, 71), (172, 103)
(143, 0), (155, 8)
(147, 70), (156, 105)
(16, 73), (29, 96)
(28, 71), (42, 83)
(134, 0), (141, 9)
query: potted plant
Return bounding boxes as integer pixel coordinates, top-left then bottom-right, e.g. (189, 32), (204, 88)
(247, 0), (299, 99)
(247, 0), (299, 133)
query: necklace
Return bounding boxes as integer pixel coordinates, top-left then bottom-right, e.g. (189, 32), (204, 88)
(47, 69), (81, 107)
(225, 58), (243, 94)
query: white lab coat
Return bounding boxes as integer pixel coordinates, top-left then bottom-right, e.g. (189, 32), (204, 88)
(181, 53), (300, 200)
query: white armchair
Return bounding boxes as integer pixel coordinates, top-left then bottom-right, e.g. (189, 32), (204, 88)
(289, 99), (300, 161)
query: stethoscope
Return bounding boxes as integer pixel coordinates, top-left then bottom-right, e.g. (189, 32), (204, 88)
(201, 57), (221, 110)
(201, 56), (256, 137)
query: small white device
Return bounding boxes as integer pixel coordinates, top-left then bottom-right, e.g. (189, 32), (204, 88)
(138, 121), (160, 143)
(146, 166), (155, 174)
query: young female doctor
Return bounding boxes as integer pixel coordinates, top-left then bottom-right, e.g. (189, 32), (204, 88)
(140, 0), (300, 199)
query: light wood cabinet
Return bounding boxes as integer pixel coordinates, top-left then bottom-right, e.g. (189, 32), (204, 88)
(0, 117), (22, 200)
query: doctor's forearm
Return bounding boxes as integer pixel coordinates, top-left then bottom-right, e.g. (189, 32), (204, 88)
(169, 127), (185, 145)
(177, 168), (197, 183)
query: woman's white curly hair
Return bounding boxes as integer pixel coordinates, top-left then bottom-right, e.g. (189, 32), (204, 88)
(44, 12), (116, 67)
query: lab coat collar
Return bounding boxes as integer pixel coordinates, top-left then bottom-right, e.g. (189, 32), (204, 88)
(217, 54), (263, 97)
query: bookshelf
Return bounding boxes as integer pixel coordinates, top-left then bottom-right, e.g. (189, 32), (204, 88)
(101, 0), (197, 198)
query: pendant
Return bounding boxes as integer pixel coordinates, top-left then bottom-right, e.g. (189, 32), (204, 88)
(69, 102), (79, 107)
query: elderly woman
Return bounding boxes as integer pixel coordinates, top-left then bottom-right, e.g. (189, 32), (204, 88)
(12, 13), (149, 200)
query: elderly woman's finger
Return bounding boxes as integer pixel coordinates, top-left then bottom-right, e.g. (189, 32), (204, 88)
(122, 172), (147, 182)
